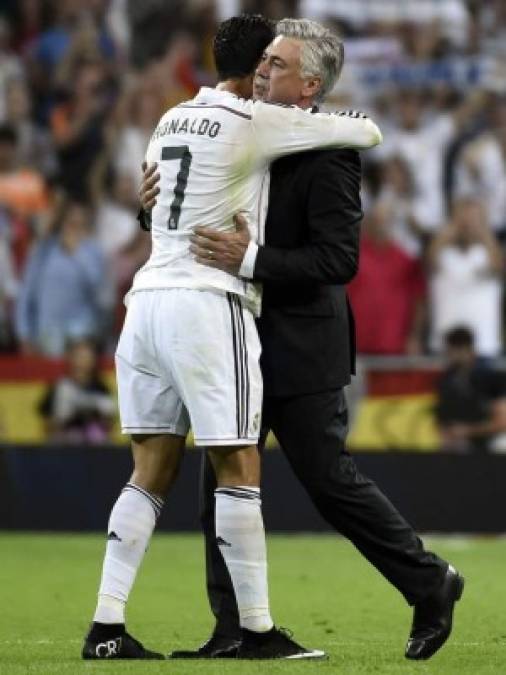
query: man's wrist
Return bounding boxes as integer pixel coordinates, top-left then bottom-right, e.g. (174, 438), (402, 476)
(239, 241), (259, 279)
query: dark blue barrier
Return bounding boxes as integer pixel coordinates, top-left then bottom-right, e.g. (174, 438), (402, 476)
(0, 445), (504, 533)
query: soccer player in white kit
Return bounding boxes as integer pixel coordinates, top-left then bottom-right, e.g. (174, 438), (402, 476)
(83, 15), (382, 660)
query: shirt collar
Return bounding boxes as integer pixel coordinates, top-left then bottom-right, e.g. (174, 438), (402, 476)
(194, 87), (239, 104)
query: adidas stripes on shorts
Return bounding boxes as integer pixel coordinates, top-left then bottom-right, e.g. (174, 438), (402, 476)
(115, 288), (262, 446)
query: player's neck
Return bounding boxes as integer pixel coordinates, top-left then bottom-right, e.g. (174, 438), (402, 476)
(216, 77), (252, 99)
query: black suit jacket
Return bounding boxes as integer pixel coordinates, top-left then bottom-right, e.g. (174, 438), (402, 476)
(253, 149), (362, 396)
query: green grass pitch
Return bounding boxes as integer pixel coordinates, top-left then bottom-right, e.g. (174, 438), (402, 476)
(1, 533), (505, 674)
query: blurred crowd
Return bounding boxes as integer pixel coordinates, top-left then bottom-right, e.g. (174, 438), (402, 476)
(0, 0), (505, 360)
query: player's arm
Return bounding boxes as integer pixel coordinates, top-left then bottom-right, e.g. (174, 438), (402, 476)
(137, 162), (160, 231)
(191, 151), (362, 282)
(251, 102), (382, 161)
(251, 150), (362, 285)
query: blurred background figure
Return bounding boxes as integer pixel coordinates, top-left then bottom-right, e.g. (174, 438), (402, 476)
(4, 78), (58, 179)
(113, 87), (163, 188)
(435, 326), (506, 453)
(50, 61), (113, 202)
(15, 199), (111, 356)
(0, 122), (50, 280)
(95, 169), (150, 340)
(0, 15), (24, 120)
(452, 96), (506, 236)
(379, 90), (456, 235)
(348, 200), (427, 355)
(0, 0), (503, 448)
(0, 123), (49, 231)
(373, 155), (423, 257)
(428, 197), (503, 358)
(0, 206), (17, 350)
(38, 336), (115, 443)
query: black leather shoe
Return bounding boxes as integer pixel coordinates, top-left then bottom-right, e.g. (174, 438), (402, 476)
(405, 566), (464, 660)
(170, 634), (241, 659)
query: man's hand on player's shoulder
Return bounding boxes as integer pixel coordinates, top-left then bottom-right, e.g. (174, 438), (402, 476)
(190, 214), (250, 275)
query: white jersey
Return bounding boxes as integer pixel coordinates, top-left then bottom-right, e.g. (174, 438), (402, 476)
(129, 87), (382, 315)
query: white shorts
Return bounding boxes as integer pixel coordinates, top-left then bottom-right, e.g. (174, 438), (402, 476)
(115, 288), (262, 446)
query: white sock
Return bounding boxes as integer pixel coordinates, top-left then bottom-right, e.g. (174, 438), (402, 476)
(215, 486), (274, 633)
(93, 483), (163, 624)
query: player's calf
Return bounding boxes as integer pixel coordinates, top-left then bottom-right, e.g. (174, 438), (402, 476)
(83, 436), (184, 661)
(208, 445), (273, 634)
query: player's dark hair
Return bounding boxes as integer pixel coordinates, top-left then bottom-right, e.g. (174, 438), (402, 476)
(213, 14), (275, 80)
(0, 123), (18, 145)
(445, 326), (474, 349)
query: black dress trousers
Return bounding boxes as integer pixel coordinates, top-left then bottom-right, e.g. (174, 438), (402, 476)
(199, 388), (447, 638)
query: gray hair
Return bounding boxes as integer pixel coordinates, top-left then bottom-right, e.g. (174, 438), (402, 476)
(276, 18), (344, 103)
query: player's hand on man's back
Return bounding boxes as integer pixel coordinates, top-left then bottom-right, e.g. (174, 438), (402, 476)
(139, 161), (250, 276)
(140, 161), (160, 211)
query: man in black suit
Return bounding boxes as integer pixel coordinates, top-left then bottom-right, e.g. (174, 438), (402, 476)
(140, 18), (463, 661)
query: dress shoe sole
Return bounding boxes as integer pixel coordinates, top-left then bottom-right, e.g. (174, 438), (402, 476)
(405, 573), (465, 661)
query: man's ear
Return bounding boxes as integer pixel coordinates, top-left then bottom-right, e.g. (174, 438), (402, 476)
(301, 77), (322, 100)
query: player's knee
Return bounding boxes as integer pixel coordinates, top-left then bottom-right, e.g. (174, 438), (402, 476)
(130, 434), (184, 494)
(230, 464), (258, 486)
(131, 464), (178, 496)
(208, 445), (260, 486)
(131, 454), (181, 495)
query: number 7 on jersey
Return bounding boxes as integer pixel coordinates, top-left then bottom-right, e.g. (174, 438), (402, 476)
(161, 145), (193, 230)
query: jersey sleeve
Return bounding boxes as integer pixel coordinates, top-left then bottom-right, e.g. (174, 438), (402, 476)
(251, 103), (382, 161)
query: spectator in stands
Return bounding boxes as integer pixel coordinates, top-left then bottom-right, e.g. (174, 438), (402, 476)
(95, 170), (150, 342)
(428, 196), (503, 357)
(113, 88), (162, 188)
(50, 62), (112, 202)
(435, 327), (506, 453)
(0, 207), (17, 350)
(381, 90), (485, 234)
(0, 122), (50, 275)
(477, 1), (506, 57)
(493, 96), (506, 160)
(0, 0), (502, 360)
(4, 79), (58, 180)
(95, 171), (139, 261)
(10, 0), (46, 56)
(453, 95), (506, 235)
(376, 154), (424, 256)
(0, 123), (50, 226)
(15, 199), (111, 356)
(0, 16), (24, 120)
(31, 0), (115, 80)
(38, 337), (115, 443)
(347, 199), (426, 355)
